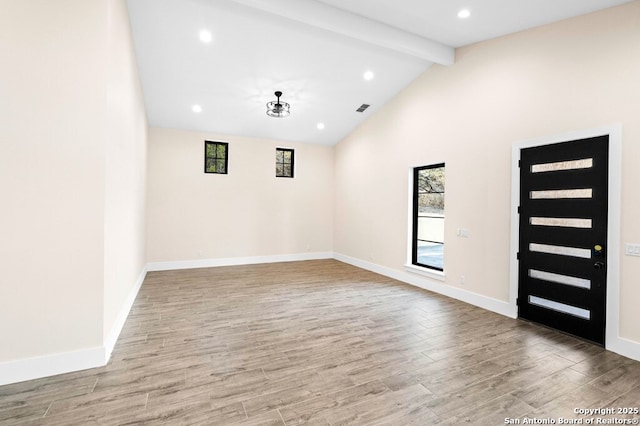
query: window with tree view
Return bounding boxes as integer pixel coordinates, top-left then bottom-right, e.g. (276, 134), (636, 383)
(204, 141), (228, 174)
(276, 148), (294, 178)
(412, 163), (445, 271)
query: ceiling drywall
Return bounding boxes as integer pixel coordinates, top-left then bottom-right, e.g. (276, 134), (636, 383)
(126, 0), (633, 145)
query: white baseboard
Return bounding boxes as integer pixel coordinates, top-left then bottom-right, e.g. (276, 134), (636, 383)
(333, 253), (640, 362)
(146, 251), (334, 272)
(4, 253), (637, 386)
(104, 265), (148, 361)
(0, 265), (148, 386)
(0, 346), (105, 386)
(607, 335), (640, 362)
(334, 252), (517, 318)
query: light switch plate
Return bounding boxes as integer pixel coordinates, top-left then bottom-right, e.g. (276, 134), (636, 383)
(625, 243), (640, 256)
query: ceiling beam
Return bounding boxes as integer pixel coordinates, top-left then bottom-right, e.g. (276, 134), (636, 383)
(229, 0), (455, 66)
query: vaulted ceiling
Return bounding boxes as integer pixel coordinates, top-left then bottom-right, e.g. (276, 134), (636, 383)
(126, 0), (633, 145)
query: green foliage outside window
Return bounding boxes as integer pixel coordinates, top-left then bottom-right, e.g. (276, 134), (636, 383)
(204, 141), (228, 174)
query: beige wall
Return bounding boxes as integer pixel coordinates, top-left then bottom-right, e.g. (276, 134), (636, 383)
(0, 0), (107, 361)
(104, 0), (148, 343)
(335, 2), (640, 343)
(146, 128), (334, 263)
(0, 0), (147, 365)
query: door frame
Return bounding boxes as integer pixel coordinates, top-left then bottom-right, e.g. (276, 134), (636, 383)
(509, 124), (622, 350)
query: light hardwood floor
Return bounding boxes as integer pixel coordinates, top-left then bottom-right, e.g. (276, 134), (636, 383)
(1, 260), (639, 425)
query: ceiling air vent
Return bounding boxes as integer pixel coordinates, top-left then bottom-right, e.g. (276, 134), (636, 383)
(356, 104), (370, 113)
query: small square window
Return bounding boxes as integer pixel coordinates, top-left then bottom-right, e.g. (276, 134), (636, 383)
(276, 148), (294, 178)
(204, 141), (228, 174)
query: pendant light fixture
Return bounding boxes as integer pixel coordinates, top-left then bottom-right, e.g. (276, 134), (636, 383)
(266, 91), (290, 118)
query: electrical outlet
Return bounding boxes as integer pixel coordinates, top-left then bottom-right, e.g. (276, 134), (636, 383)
(625, 243), (640, 257)
(459, 275), (465, 286)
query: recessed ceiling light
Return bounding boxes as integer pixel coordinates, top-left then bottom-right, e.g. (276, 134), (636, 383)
(457, 9), (471, 19)
(192, 104), (202, 113)
(317, 122), (325, 130)
(363, 70), (374, 81)
(199, 30), (213, 43)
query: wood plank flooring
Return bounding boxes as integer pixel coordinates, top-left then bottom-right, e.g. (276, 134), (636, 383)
(1, 259), (639, 425)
